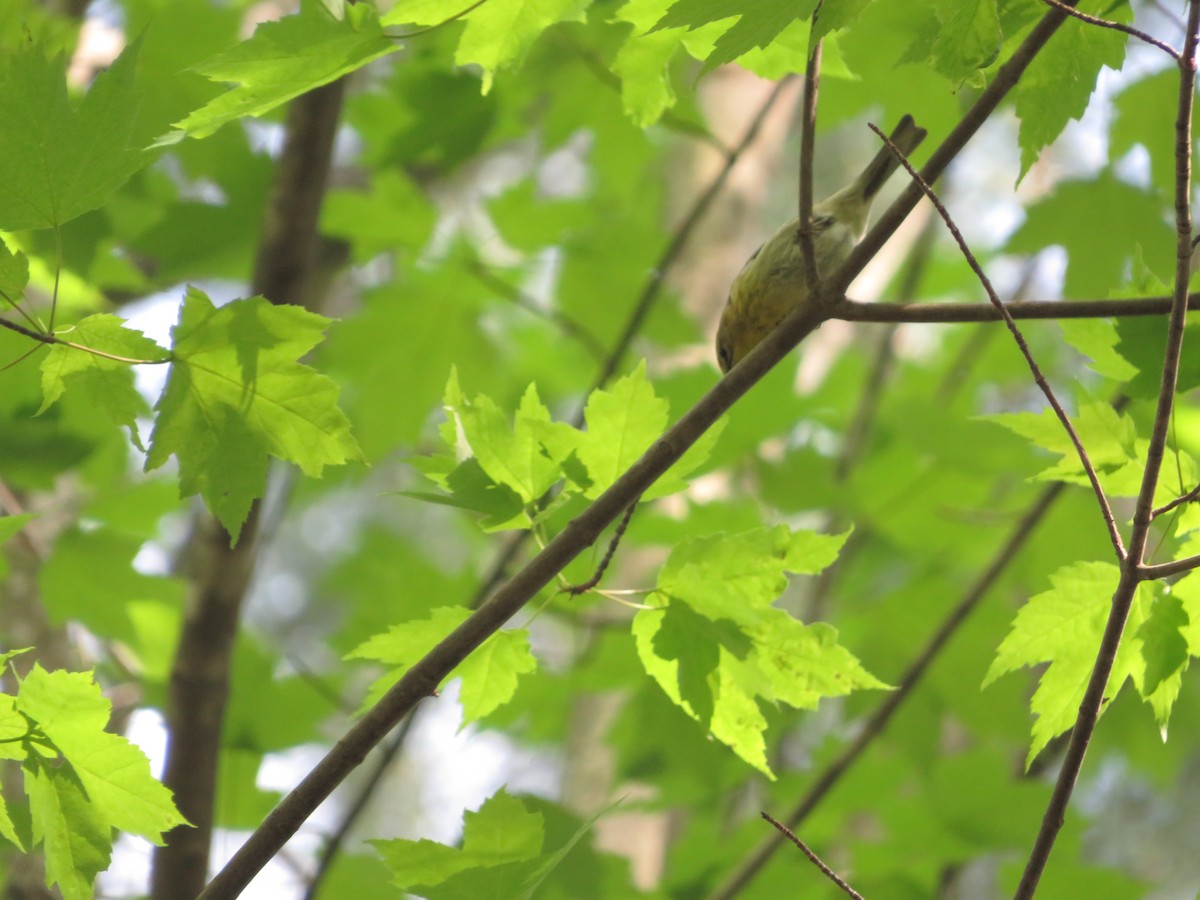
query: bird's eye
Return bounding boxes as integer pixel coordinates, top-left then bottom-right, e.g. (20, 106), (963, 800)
(718, 344), (734, 373)
(812, 214), (834, 230)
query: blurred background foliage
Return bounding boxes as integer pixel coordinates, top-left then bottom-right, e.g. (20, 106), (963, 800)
(4, 0), (1200, 897)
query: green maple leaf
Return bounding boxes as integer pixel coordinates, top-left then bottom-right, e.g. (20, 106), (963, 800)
(0, 241), (30, 302)
(39, 315), (170, 450)
(383, 0), (589, 94)
(984, 399), (1136, 483)
(26, 759), (110, 900)
(373, 791), (542, 890)
(530, 361), (724, 500)
(652, 0), (820, 70)
(1058, 319), (1139, 382)
(409, 374), (561, 531)
(145, 288), (361, 540)
(447, 379), (560, 506)
(17, 666), (188, 844)
(812, 0), (876, 42)
(171, 0), (395, 140)
(347, 607), (537, 723)
(900, 0), (1001, 82)
(576, 360), (668, 497)
(412, 365), (723, 527)
(0, 38), (152, 230)
(1012, 1), (1127, 177)
(984, 562), (1153, 766)
(457, 629), (538, 722)
(372, 790), (597, 899)
(635, 525), (881, 776)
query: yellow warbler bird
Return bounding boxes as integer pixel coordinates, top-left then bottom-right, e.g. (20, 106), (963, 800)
(716, 114), (927, 373)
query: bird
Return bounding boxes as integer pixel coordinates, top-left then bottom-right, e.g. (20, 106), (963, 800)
(716, 114), (927, 373)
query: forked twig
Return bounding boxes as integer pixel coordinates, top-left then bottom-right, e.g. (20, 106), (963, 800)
(869, 122), (1127, 562)
(1153, 482), (1200, 518)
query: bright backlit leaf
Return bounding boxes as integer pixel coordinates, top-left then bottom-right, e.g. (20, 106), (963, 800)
(39, 315), (170, 449)
(0, 39), (152, 230)
(635, 525), (880, 775)
(145, 288), (361, 540)
(172, 0), (395, 140)
(984, 562), (1154, 766)
(348, 607), (537, 723)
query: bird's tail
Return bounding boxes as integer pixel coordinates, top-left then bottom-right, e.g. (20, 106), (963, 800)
(857, 114), (927, 201)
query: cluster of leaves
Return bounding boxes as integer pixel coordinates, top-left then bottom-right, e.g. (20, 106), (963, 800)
(3, 0), (1200, 898)
(362, 365), (877, 776)
(0, 651), (184, 900)
(0, 38), (360, 542)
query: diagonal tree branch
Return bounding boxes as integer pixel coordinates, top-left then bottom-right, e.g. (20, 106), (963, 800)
(302, 710), (422, 900)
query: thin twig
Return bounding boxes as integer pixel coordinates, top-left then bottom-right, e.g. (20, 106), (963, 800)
(0, 281), (45, 331)
(761, 812), (863, 900)
(465, 259), (608, 362)
(0, 318), (57, 346)
(869, 121), (1126, 562)
(1015, 3), (1200, 895)
(1152, 482), (1200, 518)
(1140, 554), (1200, 579)
(833, 293), (1200, 321)
(708, 480), (1067, 900)
(561, 496), (640, 596)
(1039, 0), (1180, 58)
